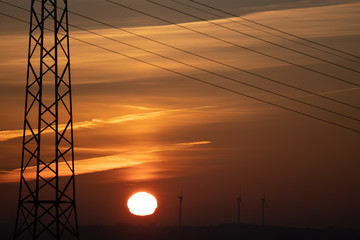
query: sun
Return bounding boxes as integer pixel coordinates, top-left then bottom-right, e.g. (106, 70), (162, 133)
(127, 192), (158, 216)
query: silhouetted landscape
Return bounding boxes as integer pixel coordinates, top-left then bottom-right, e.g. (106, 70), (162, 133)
(69, 224), (360, 240)
(2, 223), (358, 240)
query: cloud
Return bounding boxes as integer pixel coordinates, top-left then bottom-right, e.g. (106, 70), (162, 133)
(0, 105), (214, 142)
(0, 155), (141, 184)
(0, 129), (23, 142)
(316, 87), (360, 95)
(75, 140), (212, 154)
(0, 140), (211, 184)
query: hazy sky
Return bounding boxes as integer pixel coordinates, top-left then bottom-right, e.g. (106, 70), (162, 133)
(0, 0), (359, 232)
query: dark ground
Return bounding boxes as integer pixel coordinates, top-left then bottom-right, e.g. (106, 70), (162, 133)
(1, 223), (359, 240)
(79, 224), (359, 240)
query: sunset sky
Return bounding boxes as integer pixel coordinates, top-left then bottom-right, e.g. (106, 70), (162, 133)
(0, 0), (359, 231)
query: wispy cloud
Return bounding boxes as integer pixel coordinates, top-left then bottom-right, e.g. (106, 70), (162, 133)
(316, 87), (360, 95)
(298, 87), (360, 100)
(75, 140), (212, 154)
(0, 155), (141, 184)
(0, 129), (23, 142)
(0, 140), (211, 183)
(0, 106), (214, 142)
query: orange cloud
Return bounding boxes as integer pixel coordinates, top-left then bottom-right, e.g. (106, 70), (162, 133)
(0, 106), (214, 142)
(0, 140), (211, 183)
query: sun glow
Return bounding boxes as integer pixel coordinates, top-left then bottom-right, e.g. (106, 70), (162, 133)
(127, 192), (158, 216)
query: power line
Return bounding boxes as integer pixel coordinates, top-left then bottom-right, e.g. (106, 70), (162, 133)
(66, 8), (360, 111)
(155, 0), (360, 75)
(189, 0), (360, 62)
(143, 0), (360, 84)
(171, 0), (360, 66)
(69, 26), (360, 122)
(0, 11), (27, 24)
(1, 12), (359, 133)
(3, 0), (358, 112)
(2, 1), (360, 122)
(104, 0), (359, 88)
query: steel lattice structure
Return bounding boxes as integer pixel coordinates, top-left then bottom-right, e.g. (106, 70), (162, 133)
(14, 0), (79, 239)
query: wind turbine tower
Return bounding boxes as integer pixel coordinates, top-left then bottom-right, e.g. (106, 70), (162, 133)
(260, 194), (265, 226)
(14, 0), (79, 239)
(178, 191), (183, 227)
(236, 193), (241, 225)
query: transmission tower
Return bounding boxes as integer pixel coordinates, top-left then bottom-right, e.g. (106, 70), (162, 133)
(14, 0), (79, 239)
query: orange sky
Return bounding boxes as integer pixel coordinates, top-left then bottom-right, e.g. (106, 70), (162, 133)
(0, 0), (359, 230)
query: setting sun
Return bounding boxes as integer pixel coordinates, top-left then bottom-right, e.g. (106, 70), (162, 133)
(127, 192), (158, 216)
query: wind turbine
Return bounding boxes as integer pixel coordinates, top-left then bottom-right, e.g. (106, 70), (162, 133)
(236, 192), (242, 224)
(178, 191), (183, 227)
(260, 193), (266, 226)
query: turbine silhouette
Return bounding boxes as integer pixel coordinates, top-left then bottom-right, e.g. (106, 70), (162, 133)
(236, 192), (242, 225)
(260, 194), (266, 226)
(178, 191), (183, 227)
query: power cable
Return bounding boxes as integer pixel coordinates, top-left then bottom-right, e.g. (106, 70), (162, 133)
(1, 11), (359, 133)
(3, 0), (358, 111)
(69, 25), (360, 122)
(143, 0), (360, 83)
(104, 0), (359, 88)
(67, 8), (360, 110)
(2, 1), (360, 121)
(171, 0), (360, 65)
(189, 0), (360, 61)
(153, 0), (360, 75)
